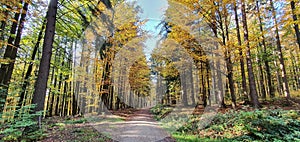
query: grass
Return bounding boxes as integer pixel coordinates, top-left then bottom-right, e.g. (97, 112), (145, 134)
(172, 133), (222, 142)
(69, 128), (106, 142)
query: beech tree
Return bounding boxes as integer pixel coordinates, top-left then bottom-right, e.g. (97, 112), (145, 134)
(241, 0), (260, 108)
(0, 0), (28, 113)
(270, 0), (291, 99)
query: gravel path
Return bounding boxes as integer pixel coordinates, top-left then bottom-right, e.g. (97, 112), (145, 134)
(93, 108), (175, 142)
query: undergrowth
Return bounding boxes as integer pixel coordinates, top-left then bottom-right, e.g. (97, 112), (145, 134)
(0, 104), (46, 141)
(150, 104), (173, 120)
(151, 104), (300, 141)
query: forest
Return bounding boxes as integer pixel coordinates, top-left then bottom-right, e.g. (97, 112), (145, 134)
(0, 0), (300, 141)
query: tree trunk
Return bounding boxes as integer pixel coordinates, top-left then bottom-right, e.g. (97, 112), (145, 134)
(48, 72), (57, 117)
(234, 1), (248, 102)
(206, 62), (211, 106)
(181, 70), (188, 106)
(290, 1), (300, 49)
(0, 8), (9, 54)
(189, 64), (195, 105)
(256, 45), (266, 100)
(0, 1), (22, 113)
(201, 62), (207, 107)
(256, 0), (275, 98)
(270, 0), (290, 99)
(5, 1), (29, 86)
(224, 5), (236, 108)
(290, 51), (300, 89)
(274, 59), (283, 95)
(55, 50), (64, 116)
(241, 0), (261, 108)
(31, 0), (58, 127)
(18, 19), (46, 109)
(211, 5), (225, 108)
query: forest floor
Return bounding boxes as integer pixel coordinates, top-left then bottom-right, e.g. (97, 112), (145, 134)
(39, 97), (300, 142)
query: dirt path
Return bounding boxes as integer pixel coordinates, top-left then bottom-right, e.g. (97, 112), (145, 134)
(94, 108), (175, 142)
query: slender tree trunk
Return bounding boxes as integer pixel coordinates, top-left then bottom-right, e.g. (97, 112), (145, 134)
(0, 1), (22, 113)
(290, 51), (300, 89)
(206, 61), (211, 106)
(181, 70), (188, 106)
(256, 0), (275, 98)
(211, 10), (225, 107)
(63, 79), (68, 116)
(31, 0), (58, 127)
(270, 0), (290, 99)
(256, 44), (266, 100)
(211, 61), (217, 104)
(0, 8), (9, 54)
(201, 62), (207, 107)
(18, 19), (46, 109)
(5, 1), (29, 86)
(224, 5), (236, 108)
(48, 73), (57, 117)
(101, 62), (110, 108)
(234, 1), (248, 102)
(100, 43), (113, 109)
(274, 59), (283, 95)
(189, 64), (195, 105)
(290, 1), (300, 49)
(241, 0), (261, 108)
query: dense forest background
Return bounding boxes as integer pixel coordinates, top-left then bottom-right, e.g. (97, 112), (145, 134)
(0, 0), (300, 141)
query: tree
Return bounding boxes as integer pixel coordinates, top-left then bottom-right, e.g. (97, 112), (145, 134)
(255, 0), (275, 98)
(241, 0), (260, 108)
(234, 1), (248, 102)
(17, 19), (46, 110)
(0, 0), (27, 113)
(129, 56), (151, 107)
(31, 0), (58, 127)
(270, 0), (290, 99)
(290, 1), (300, 49)
(219, 1), (236, 108)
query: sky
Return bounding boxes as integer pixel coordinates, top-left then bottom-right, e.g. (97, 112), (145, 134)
(127, 0), (168, 60)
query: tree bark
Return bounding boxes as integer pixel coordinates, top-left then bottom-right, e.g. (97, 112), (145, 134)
(201, 62), (207, 106)
(206, 61), (211, 106)
(18, 19), (46, 109)
(270, 0), (290, 99)
(0, 1), (23, 113)
(256, 0), (275, 98)
(181, 70), (188, 106)
(256, 45), (266, 100)
(31, 0), (58, 127)
(241, 0), (261, 108)
(212, 3), (225, 108)
(189, 64), (195, 105)
(290, 1), (300, 49)
(0, 8), (9, 55)
(234, 1), (248, 102)
(224, 4), (236, 108)
(274, 59), (283, 95)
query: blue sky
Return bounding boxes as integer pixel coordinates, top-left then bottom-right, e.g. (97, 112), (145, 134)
(127, 0), (168, 60)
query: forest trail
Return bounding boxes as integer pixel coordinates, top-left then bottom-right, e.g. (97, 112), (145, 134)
(94, 108), (175, 142)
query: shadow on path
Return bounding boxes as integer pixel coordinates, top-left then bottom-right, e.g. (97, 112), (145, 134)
(93, 108), (176, 142)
